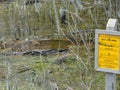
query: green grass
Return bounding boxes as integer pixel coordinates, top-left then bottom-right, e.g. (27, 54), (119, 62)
(0, 39), (105, 89)
(0, 53), (106, 90)
(0, 0), (119, 90)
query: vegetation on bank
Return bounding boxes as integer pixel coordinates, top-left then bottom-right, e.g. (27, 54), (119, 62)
(0, 0), (119, 41)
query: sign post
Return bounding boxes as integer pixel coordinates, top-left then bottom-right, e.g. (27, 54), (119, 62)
(95, 19), (119, 90)
(106, 19), (117, 90)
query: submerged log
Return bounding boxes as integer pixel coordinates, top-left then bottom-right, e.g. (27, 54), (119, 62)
(22, 49), (68, 56)
(25, 0), (40, 5)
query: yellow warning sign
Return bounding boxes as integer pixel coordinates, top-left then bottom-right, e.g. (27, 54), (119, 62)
(98, 34), (120, 70)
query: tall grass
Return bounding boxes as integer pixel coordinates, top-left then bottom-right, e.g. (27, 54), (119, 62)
(0, 0), (120, 90)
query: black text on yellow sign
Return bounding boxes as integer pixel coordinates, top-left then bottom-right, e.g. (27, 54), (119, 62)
(98, 34), (120, 70)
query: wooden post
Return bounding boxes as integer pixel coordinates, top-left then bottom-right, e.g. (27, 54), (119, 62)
(106, 73), (116, 90)
(106, 19), (118, 90)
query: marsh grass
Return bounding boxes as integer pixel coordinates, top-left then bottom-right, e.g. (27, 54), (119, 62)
(0, 0), (120, 90)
